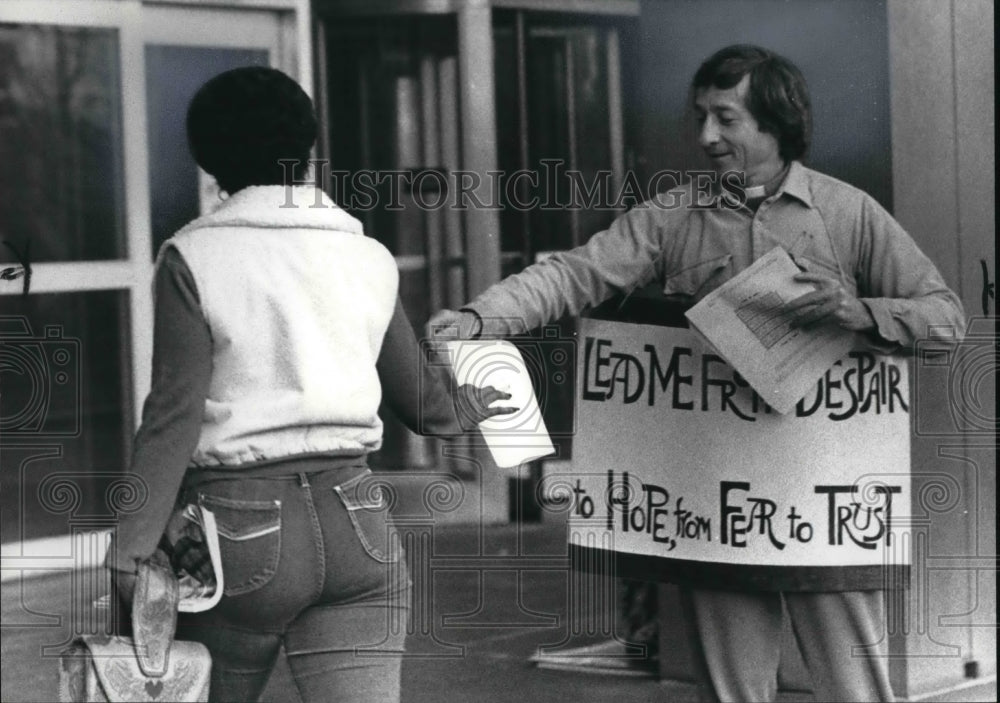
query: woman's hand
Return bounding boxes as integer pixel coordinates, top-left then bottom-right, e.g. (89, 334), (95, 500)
(454, 384), (518, 431)
(110, 567), (137, 609)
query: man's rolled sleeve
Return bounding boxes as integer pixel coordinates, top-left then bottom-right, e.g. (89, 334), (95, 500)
(856, 195), (966, 348)
(468, 204), (669, 335)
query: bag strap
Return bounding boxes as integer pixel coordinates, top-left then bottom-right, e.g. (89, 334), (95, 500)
(131, 558), (179, 678)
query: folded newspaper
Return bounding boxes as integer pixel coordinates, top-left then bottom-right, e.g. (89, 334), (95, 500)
(684, 246), (858, 414)
(446, 340), (556, 468)
(97, 504), (224, 613)
(172, 504), (224, 612)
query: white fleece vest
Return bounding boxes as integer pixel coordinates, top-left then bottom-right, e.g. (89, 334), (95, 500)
(163, 186), (398, 466)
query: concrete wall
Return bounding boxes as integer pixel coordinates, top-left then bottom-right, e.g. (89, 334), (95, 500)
(888, 0), (996, 695)
(636, 0), (893, 207)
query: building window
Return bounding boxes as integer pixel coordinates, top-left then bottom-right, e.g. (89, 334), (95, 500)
(0, 23), (126, 263)
(1, 292), (132, 542)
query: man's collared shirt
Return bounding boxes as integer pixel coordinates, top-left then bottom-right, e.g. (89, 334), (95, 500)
(469, 161), (965, 349)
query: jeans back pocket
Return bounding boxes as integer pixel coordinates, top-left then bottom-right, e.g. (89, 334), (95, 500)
(333, 471), (399, 563)
(198, 493), (282, 597)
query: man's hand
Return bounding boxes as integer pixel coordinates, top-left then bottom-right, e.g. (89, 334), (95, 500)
(427, 308), (482, 340)
(784, 272), (876, 331)
(454, 384), (518, 431)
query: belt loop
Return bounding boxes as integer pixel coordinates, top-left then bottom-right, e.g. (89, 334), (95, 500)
(299, 472), (310, 488)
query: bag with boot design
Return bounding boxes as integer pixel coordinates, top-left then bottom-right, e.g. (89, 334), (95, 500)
(58, 559), (211, 702)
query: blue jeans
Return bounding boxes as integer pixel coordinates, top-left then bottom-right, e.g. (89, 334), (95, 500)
(175, 466), (410, 703)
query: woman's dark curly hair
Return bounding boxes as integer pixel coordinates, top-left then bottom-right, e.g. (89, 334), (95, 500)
(692, 45), (812, 161)
(186, 66), (317, 195)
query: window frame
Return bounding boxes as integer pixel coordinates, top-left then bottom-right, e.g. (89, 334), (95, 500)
(1, 1), (153, 426)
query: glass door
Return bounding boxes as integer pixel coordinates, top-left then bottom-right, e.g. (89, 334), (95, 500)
(322, 15), (467, 471)
(494, 10), (633, 271)
(493, 9), (638, 467)
(141, 4), (292, 256)
(1, 1), (142, 548)
(318, 5), (638, 477)
(0, 0), (294, 551)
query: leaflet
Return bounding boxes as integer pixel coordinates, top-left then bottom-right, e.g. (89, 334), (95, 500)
(95, 504), (223, 613)
(175, 504), (224, 613)
(684, 246), (858, 414)
(447, 340), (556, 468)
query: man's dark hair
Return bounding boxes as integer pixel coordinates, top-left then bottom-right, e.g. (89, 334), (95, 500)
(692, 45), (812, 161)
(186, 66), (317, 195)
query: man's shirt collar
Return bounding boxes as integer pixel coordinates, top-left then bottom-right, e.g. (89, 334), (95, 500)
(775, 161), (813, 208)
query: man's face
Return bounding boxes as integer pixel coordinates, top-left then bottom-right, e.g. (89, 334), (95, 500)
(694, 74), (783, 186)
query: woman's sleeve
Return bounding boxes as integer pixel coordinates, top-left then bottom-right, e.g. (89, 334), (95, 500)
(106, 247), (212, 572)
(376, 298), (464, 437)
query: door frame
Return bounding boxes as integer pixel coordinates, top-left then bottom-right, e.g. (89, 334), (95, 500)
(0, 0), (310, 573)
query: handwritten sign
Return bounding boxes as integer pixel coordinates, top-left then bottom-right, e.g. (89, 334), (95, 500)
(563, 319), (911, 591)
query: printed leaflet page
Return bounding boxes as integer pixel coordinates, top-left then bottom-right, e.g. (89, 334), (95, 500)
(685, 246), (858, 413)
